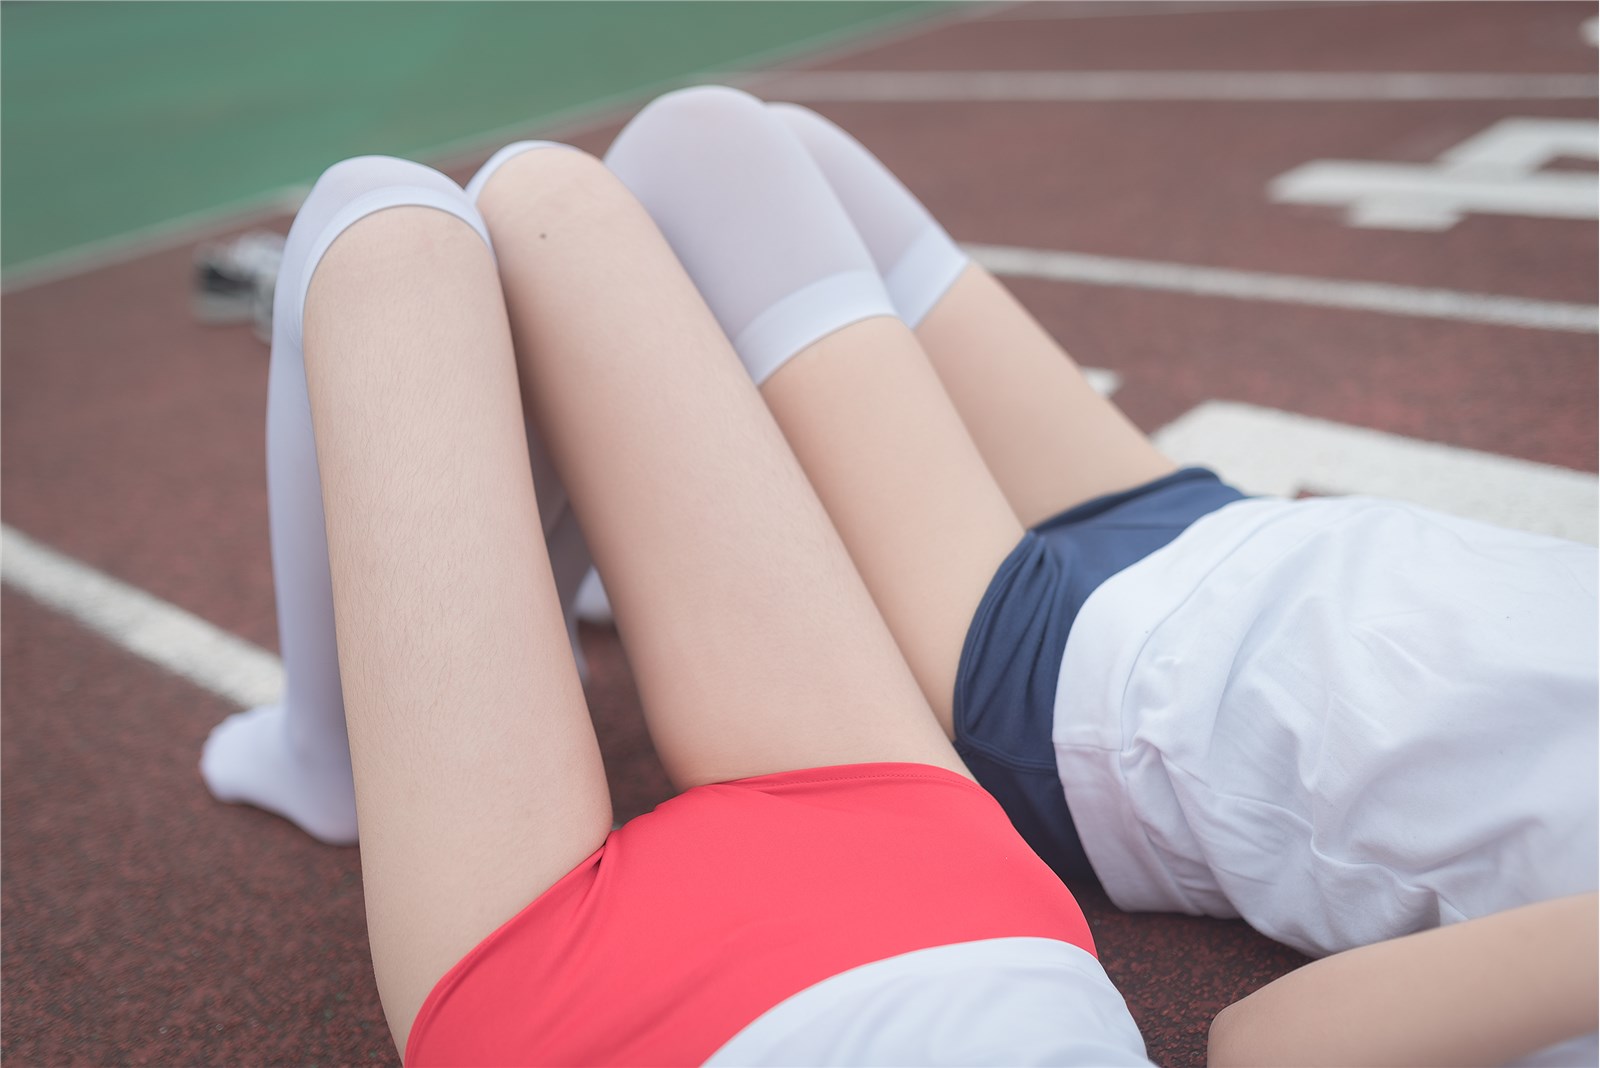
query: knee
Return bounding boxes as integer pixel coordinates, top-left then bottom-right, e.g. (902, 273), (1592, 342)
(471, 142), (641, 235)
(619, 84), (769, 143)
(302, 204), (498, 353)
(766, 101), (847, 158)
(320, 204), (491, 283)
(301, 155), (467, 222)
(283, 156), (491, 348)
(606, 84), (835, 251)
(605, 85), (775, 185)
(300, 157), (494, 268)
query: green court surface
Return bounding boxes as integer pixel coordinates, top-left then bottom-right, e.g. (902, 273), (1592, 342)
(0, 1), (935, 276)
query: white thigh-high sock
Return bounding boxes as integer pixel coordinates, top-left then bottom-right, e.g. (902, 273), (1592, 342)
(201, 157), (497, 845)
(604, 85), (896, 385)
(768, 103), (969, 329)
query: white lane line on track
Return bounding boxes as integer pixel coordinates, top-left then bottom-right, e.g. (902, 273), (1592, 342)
(1154, 402), (1600, 543)
(1, 524), (284, 708)
(982, 1), (1373, 21)
(965, 243), (1599, 334)
(754, 70), (1599, 103)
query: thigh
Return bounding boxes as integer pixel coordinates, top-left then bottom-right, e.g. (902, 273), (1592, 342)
(761, 316), (1027, 734)
(297, 179), (611, 1050)
(917, 265), (1176, 529)
(475, 146), (966, 788)
(596, 86), (1025, 739)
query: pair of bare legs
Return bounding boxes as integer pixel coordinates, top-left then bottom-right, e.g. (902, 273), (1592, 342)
(305, 122), (1167, 1048)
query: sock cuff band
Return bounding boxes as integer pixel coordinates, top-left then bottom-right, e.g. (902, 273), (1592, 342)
(733, 269), (897, 385)
(884, 226), (970, 329)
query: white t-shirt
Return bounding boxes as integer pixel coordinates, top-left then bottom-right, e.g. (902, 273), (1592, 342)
(1053, 496), (1598, 957)
(706, 937), (1152, 1066)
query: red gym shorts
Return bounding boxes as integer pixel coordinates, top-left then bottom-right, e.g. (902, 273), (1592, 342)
(407, 762), (1095, 1066)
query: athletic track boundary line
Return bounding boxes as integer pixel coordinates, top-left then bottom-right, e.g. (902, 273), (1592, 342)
(967, 244), (1598, 333)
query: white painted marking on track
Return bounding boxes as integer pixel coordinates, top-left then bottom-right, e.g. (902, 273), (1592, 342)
(965, 243), (1599, 333)
(983, 1), (1373, 22)
(1443, 118), (1599, 170)
(1, 524), (284, 707)
(1583, 16), (1598, 46)
(574, 570), (615, 625)
(1082, 366), (1122, 398)
(1153, 402), (1599, 543)
(755, 70), (1599, 103)
(1271, 118), (1599, 231)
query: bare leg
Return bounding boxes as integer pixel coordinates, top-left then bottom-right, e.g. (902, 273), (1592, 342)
(761, 320), (1024, 733)
(199, 160), (594, 848)
(916, 267), (1175, 527)
(294, 162), (610, 1051)
(773, 103), (1175, 528)
(475, 145), (964, 787)
(605, 87), (1024, 732)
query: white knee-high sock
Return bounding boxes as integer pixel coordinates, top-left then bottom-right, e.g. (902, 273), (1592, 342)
(200, 157), (495, 845)
(604, 85), (897, 385)
(768, 103), (970, 329)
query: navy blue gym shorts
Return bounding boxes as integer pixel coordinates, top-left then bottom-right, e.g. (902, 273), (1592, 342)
(952, 466), (1247, 885)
